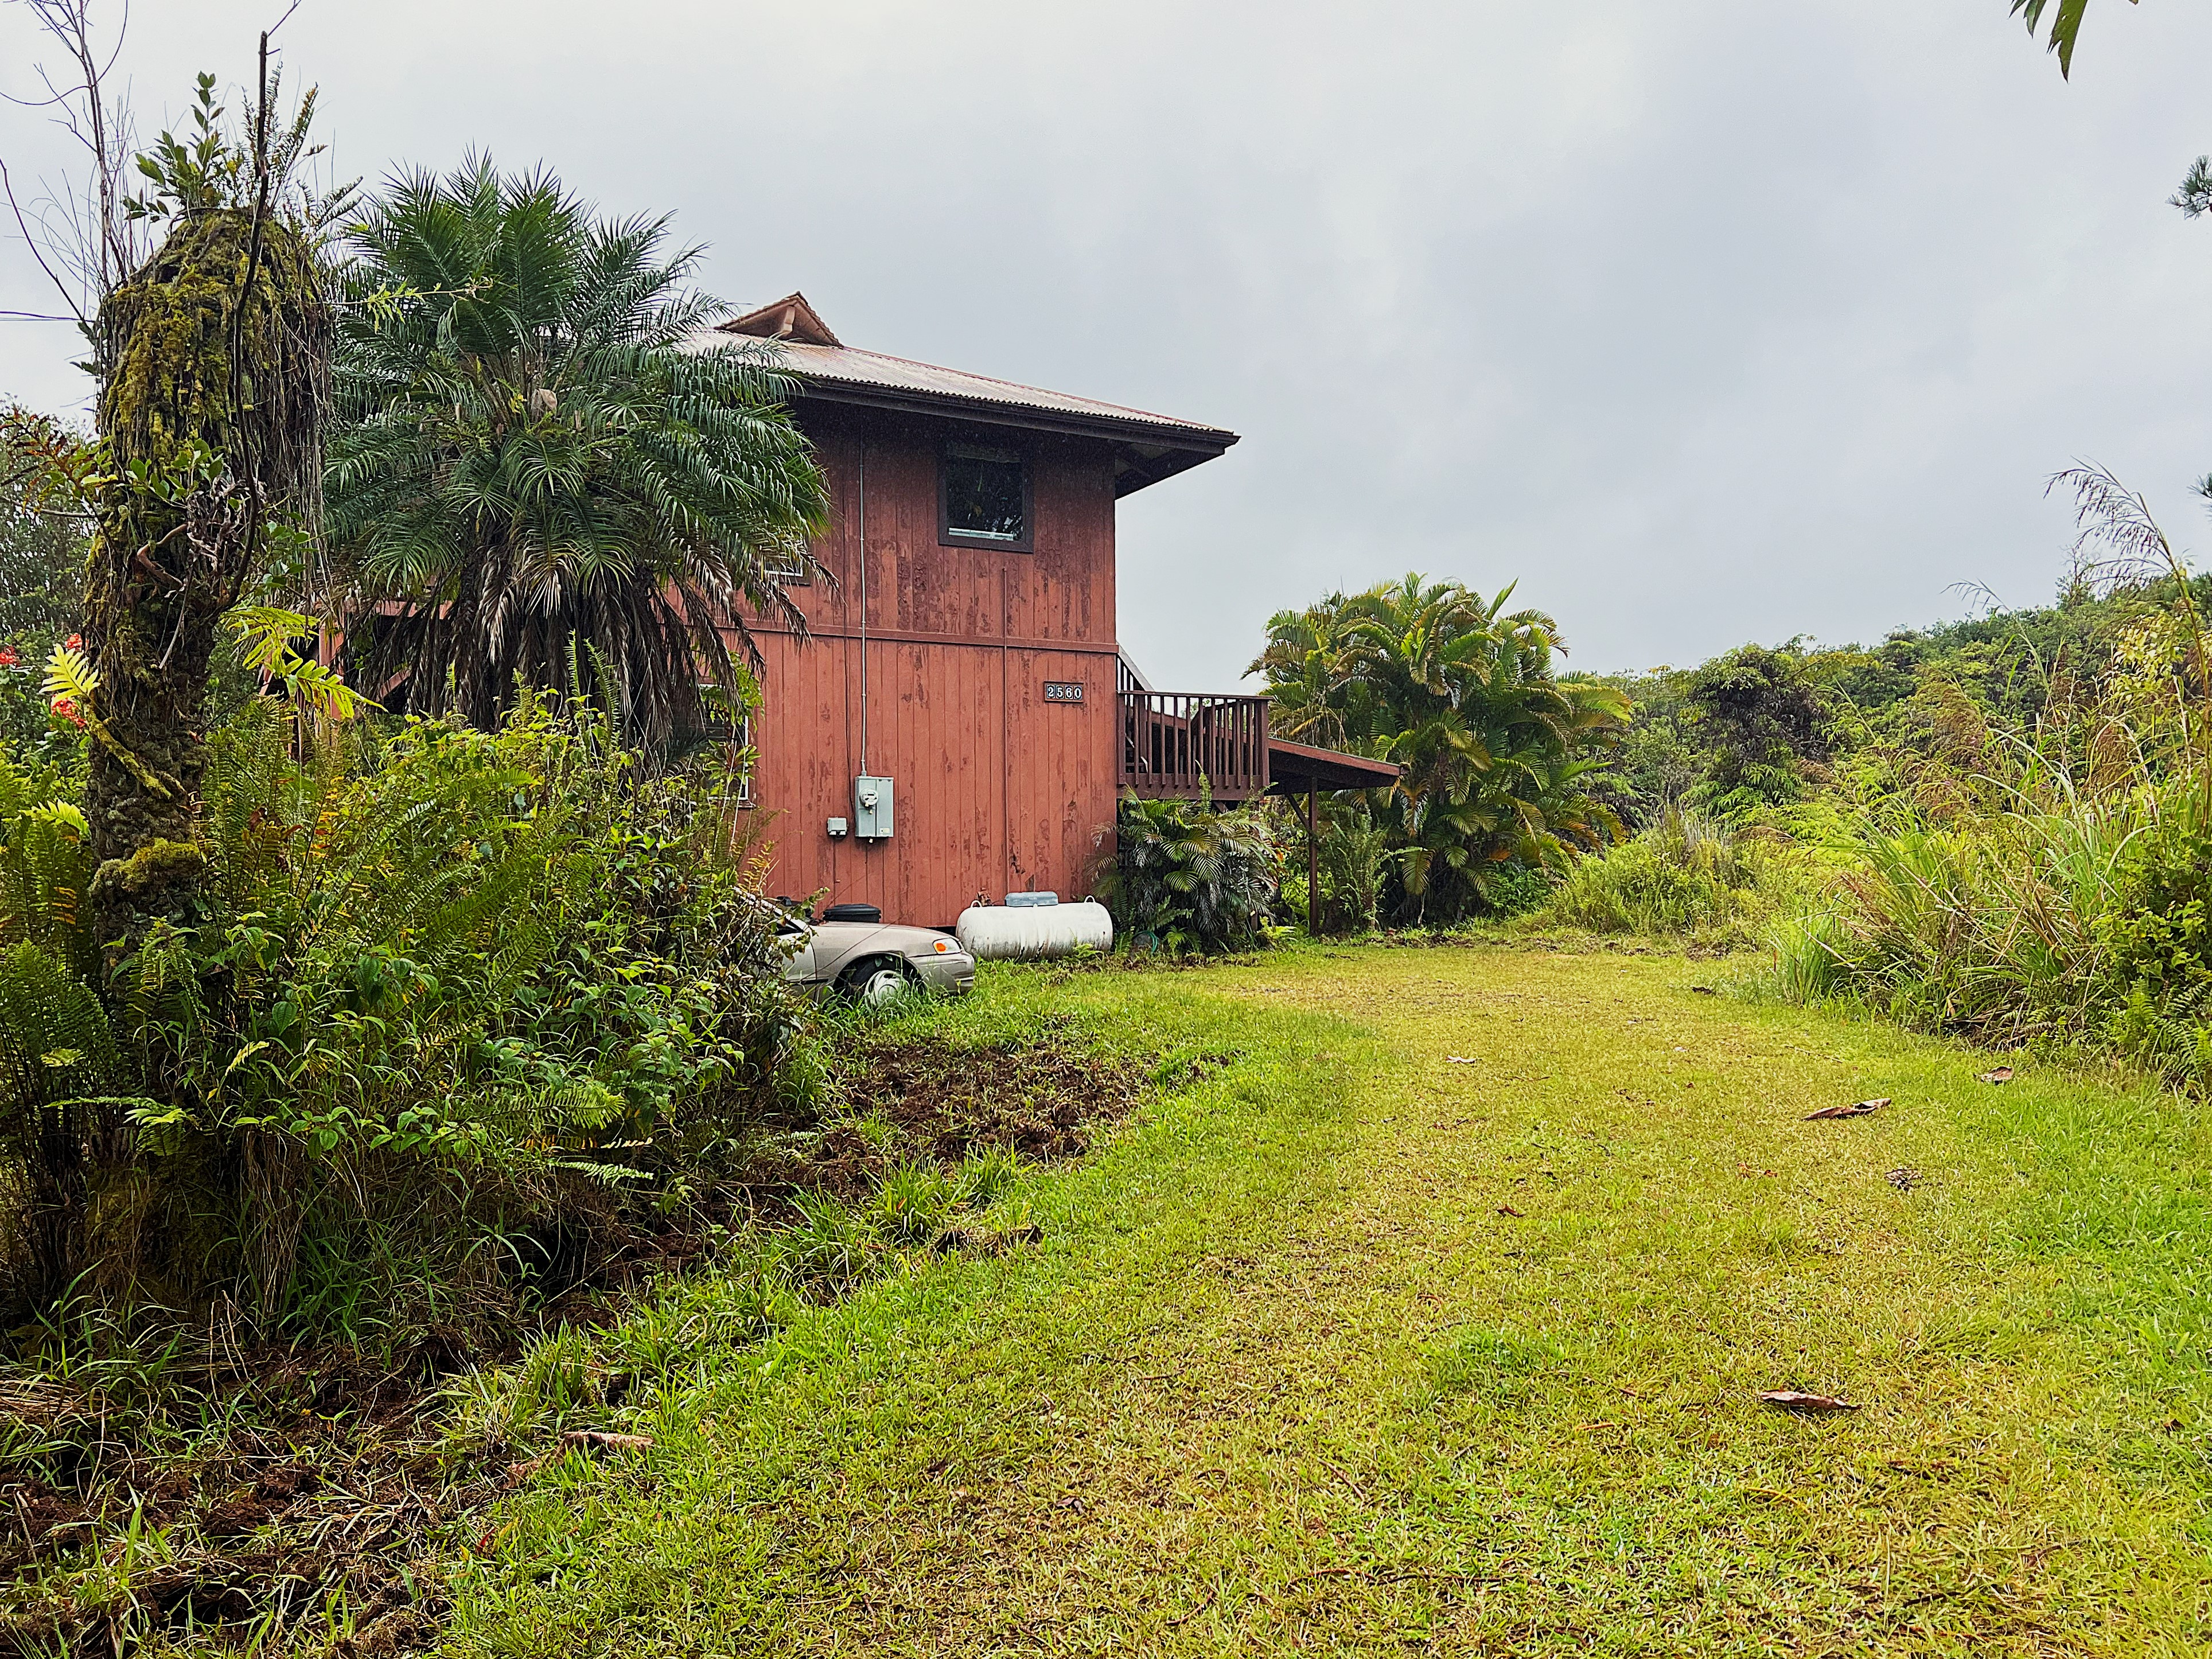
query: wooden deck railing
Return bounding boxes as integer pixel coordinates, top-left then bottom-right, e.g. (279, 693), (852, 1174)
(1117, 692), (1271, 801)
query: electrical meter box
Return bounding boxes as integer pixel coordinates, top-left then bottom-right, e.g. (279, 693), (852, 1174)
(853, 775), (894, 842)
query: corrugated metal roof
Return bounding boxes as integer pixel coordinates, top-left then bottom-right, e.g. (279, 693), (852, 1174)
(692, 292), (1236, 457)
(693, 294), (1236, 494)
(738, 338), (1239, 445)
(696, 329), (1237, 450)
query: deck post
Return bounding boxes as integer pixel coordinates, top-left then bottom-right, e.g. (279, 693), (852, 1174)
(1307, 781), (1321, 936)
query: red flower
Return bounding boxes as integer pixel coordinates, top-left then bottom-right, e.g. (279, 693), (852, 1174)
(49, 695), (83, 727)
(0, 648), (18, 669)
(64, 634), (81, 652)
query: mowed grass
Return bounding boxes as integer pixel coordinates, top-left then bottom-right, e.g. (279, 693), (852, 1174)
(441, 945), (2212, 1657)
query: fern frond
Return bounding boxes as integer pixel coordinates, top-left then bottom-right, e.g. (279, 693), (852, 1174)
(227, 606), (382, 723)
(41, 644), (99, 706)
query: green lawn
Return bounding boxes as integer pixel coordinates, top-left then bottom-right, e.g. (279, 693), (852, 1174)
(442, 944), (2212, 1656)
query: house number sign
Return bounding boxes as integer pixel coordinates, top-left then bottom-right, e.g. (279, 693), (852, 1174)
(1043, 680), (1084, 703)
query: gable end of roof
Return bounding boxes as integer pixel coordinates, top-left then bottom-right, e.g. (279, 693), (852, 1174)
(722, 291), (842, 348)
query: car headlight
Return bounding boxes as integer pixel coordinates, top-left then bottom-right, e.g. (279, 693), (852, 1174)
(930, 938), (953, 953)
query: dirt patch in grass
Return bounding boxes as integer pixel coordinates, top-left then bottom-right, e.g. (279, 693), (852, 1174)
(852, 1021), (1151, 1164)
(0, 1345), (472, 1658)
(0, 1017), (1165, 1658)
(727, 1017), (1158, 1206)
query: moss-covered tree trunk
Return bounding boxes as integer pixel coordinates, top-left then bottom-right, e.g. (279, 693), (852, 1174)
(84, 209), (328, 959)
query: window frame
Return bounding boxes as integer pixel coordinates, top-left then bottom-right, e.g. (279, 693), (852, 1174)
(764, 547), (812, 585)
(938, 439), (1034, 554)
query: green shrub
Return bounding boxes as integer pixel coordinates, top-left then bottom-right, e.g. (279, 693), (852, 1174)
(1277, 797), (1396, 936)
(1101, 790), (1280, 955)
(1766, 783), (2212, 1082)
(2097, 791), (2212, 1002)
(1475, 860), (1556, 919)
(0, 690), (817, 1337)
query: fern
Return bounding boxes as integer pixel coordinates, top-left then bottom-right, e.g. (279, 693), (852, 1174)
(41, 641), (171, 798)
(227, 605), (379, 723)
(0, 750), (97, 982)
(1, 682), (807, 1327)
(0, 939), (130, 1300)
(38, 643), (98, 708)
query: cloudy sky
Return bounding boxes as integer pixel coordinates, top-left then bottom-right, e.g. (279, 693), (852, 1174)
(3, 2), (2209, 689)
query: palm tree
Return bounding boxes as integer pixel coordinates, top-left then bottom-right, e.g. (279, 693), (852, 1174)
(326, 159), (831, 749)
(1251, 573), (1631, 921)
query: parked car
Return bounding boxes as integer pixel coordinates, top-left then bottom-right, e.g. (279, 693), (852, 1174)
(774, 902), (975, 1003)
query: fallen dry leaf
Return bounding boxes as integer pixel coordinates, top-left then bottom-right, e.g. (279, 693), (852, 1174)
(1446, 1056), (1480, 1065)
(1805, 1097), (1889, 1120)
(1497, 1204), (1525, 1218)
(1979, 1065), (2015, 1085)
(1759, 1390), (1859, 1413)
(1736, 1163), (1777, 1178)
(1689, 985), (1719, 996)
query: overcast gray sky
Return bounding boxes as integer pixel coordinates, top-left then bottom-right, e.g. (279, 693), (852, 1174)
(5, 2), (2209, 689)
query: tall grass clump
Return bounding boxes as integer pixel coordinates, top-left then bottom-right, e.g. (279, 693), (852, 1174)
(1525, 806), (1814, 947)
(1774, 467), (2212, 1085)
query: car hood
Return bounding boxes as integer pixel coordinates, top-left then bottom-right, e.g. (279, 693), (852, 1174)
(803, 920), (962, 977)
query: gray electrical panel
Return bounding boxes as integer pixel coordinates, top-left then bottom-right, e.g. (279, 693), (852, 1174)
(853, 775), (894, 841)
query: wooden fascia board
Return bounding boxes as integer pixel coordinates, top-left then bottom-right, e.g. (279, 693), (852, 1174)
(789, 380), (1236, 494)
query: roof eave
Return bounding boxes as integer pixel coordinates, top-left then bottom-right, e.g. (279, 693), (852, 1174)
(786, 378), (1237, 497)
(1265, 738), (1402, 795)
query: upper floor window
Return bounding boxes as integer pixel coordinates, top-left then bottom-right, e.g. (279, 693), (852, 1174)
(941, 442), (1031, 552)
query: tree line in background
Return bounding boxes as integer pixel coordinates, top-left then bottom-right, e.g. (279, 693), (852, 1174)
(1254, 574), (1630, 926)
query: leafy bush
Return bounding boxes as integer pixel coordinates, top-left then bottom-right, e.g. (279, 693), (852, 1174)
(0, 691), (817, 1337)
(1102, 792), (1280, 955)
(1676, 645), (1831, 818)
(1474, 860), (1557, 919)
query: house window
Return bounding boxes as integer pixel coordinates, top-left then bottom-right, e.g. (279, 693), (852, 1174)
(941, 442), (1032, 552)
(765, 546), (811, 584)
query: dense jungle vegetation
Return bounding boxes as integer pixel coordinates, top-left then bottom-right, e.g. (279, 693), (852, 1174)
(0, 54), (1008, 1650)
(1239, 466), (2212, 1099)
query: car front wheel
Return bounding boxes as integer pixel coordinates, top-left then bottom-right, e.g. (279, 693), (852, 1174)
(840, 956), (914, 1007)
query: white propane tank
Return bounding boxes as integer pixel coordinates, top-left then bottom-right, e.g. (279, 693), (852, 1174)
(956, 897), (1114, 960)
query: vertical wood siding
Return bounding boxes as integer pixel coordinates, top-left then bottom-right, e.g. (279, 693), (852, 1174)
(733, 408), (1123, 927)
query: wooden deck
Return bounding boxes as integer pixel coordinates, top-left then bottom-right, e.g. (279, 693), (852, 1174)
(1116, 688), (1272, 802)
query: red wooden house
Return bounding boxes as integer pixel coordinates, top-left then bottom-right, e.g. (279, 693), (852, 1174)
(716, 294), (1395, 927)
